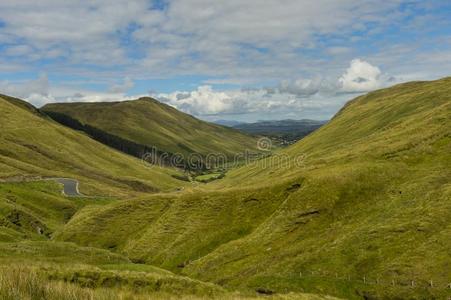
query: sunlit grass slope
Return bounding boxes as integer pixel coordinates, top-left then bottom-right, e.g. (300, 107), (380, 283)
(42, 97), (259, 158)
(56, 78), (450, 299)
(221, 77), (451, 186)
(0, 182), (336, 299)
(0, 180), (119, 242)
(0, 181), (225, 299)
(0, 95), (186, 196)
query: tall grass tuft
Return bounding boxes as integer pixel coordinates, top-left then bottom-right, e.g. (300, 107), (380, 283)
(0, 266), (238, 300)
(0, 266), (98, 300)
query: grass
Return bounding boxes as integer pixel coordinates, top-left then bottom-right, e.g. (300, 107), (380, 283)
(0, 181), (335, 299)
(55, 186), (288, 267)
(0, 180), (118, 242)
(41, 97), (259, 159)
(0, 261), (337, 299)
(52, 78), (451, 299)
(0, 265), (225, 300)
(195, 172), (224, 182)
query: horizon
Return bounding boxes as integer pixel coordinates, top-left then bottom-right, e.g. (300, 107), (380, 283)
(0, 1), (450, 122)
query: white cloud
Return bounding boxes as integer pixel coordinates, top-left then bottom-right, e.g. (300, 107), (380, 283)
(0, 59), (395, 119)
(0, 74), (49, 99)
(0, 74), (140, 108)
(339, 59), (382, 92)
(0, 0), (149, 65)
(155, 58), (398, 118)
(278, 77), (338, 97)
(157, 86), (234, 115)
(326, 46), (352, 55)
(0, 0), (414, 79)
(130, 0), (405, 79)
(109, 77), (135, 93)
(24, 89), (144, 108)
(25, 93), (56, 108)
(4, 45), (34, 57)
(156, 84), (341, 117)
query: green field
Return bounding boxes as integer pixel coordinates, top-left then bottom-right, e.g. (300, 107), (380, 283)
(1, 78), (450, 299)
(194, 172), (224, 182)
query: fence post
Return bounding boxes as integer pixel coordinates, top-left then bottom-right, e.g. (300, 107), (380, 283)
(392, 279), (395, 286)
(411, 280), (415, 287)
(429, 280), (433, 288)
(363, 275), (366, 284)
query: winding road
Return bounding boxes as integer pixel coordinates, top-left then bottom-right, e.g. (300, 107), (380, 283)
(52, 178), (82, 197)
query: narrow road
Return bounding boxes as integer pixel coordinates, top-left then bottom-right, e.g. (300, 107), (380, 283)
(0, 177), (82, 197)
(52, 178), (82, 197)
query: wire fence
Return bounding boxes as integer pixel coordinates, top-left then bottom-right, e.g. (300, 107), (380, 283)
(296, 270), (451, 290)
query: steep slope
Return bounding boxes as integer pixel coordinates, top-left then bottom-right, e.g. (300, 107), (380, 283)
(0, 95), (185, 196)
(41, 98), (259, 162)
(56, 77), (451, 299)
(221, 77), (451, 186)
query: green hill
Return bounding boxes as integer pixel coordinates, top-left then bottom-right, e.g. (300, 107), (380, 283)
(0, 94), (185, 196)
(41, 98), (259, 165)
(55, 78), (451, 299)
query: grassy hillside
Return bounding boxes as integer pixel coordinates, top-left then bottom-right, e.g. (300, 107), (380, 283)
(0, 95), (186, 196)
(55, 78), (451, 299)
(0, 179), (220, 298)
(221, 78), (451, 186)
(41, 98), (259, 162)
(0, 183), (338, 300)
(0, 180), (336, 299)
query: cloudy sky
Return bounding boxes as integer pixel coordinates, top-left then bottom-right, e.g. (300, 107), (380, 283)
(0, 1), (450, 121)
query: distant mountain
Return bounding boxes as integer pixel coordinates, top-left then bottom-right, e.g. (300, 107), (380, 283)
(213, 119), (244, 127)
(233, 119), (327, 145)
(42, 98), (259, 165)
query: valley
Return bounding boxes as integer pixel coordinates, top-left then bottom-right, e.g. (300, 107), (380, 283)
(0, 78), (450, 299)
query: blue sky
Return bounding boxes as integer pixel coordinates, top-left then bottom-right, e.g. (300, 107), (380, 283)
(0, 0), (450, 121)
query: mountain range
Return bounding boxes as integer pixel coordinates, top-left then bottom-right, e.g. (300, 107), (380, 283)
(231, 119), (326, 145)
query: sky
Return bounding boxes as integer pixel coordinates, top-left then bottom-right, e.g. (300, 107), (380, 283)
(0, 0), (450, 122)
